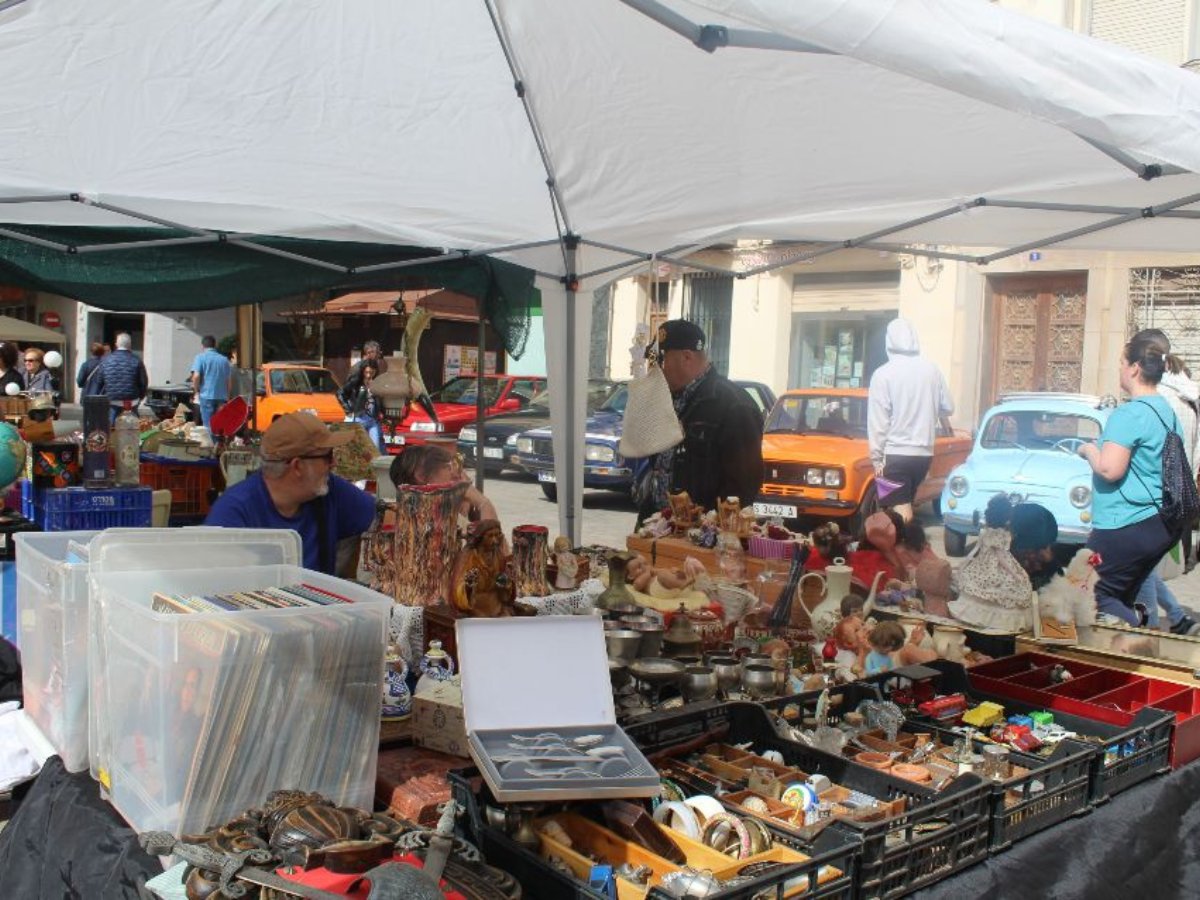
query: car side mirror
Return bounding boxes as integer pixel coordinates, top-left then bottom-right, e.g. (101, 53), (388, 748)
(499, 398), (520, 411)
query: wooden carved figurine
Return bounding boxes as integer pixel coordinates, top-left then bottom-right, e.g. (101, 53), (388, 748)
(668, 490), (703, 533)
(453, 519), (518, 617)
(717, 496), (741, 534)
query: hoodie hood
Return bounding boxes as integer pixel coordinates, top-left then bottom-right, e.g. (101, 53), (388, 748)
(885, 318), (921, 358)
(1160, 370), (1200, 403)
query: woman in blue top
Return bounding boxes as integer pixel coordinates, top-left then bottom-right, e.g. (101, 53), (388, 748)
(1078, 333), (1182, 625)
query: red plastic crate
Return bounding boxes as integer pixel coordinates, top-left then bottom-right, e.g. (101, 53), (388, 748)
(138, 454), (220, 520)
(967, 651), (1200, 767)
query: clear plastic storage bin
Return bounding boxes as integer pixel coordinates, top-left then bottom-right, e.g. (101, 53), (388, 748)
(16, 530), (98, 772)
(86, 529), (389, 837)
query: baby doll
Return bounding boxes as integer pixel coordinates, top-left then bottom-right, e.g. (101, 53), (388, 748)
(898, 521), (953, 617)
(862, 621), (906, 675)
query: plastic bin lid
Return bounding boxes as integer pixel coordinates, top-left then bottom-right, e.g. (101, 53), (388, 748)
(457, 615), (615, 733)
(88, 526), (301, 573)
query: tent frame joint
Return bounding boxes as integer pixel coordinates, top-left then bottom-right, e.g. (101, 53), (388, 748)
(697, 24), (728, 53)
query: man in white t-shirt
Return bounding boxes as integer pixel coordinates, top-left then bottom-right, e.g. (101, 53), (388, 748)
(867, 317), (954, 523)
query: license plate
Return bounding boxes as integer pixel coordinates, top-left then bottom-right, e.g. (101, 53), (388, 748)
(538, 471), (557, 483)
(385, 434), (406, 445)
(753, 502), (797, 518)
(483, 447), (503, 459)
(411, 421), (439, 433)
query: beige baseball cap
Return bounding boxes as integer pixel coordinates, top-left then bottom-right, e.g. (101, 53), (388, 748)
(261, 412), (354, 460)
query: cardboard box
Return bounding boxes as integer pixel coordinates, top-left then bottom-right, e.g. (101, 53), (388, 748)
(411, 675), (470, 758)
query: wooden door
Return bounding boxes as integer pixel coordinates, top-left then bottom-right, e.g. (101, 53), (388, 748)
(989, 274), (1088, 400)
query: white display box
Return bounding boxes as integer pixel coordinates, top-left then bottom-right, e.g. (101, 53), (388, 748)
(86, 528), (389, 837)
(457, 616), (660, 803)
(15, 530), (98, 773)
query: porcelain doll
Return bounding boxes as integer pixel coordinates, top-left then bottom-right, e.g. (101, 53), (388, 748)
(553, 535), (579, 590)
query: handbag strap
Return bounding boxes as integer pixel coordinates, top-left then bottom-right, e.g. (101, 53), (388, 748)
(1116, 399), (1180, 513)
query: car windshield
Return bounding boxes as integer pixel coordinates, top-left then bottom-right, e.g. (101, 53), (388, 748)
(597, 383), (628, 415)
(266, 368), (339, 394)
(979, 410), (1102, 451)
(431, 377), (502, 406)
(764, 395), (867, 436)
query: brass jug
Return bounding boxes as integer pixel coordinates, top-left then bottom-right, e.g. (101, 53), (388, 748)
(662, 602), (703, 658)
(596, 550), (640, 613)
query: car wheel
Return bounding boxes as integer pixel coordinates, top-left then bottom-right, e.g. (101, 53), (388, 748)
(540, 483), (557, 501)
(848, 484), (879, 536)
(944, 528), (968, 557)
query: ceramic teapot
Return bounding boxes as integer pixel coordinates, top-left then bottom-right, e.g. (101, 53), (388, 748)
(381, 647), (412, 720)
(799, 558), (884, 640)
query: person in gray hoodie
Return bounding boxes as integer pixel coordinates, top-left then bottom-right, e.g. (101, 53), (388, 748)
(867, 318), (954, 522)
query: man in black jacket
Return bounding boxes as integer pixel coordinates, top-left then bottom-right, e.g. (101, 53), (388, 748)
(636, 319), (763, 523)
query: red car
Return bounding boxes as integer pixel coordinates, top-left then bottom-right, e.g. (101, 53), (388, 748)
(384, 374), (547, 451)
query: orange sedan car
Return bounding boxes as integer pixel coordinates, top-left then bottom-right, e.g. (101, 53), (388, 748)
(754, 388), (971, 530)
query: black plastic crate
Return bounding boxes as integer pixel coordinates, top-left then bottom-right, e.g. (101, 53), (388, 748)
(891, 718), (1093, 851)
(448, 767), (860, 900)
(759, 681), (884, 725)
(878, 661), (1172, 804)
(721, 703), (991, 900)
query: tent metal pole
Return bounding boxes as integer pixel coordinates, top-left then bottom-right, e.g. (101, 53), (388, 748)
(564, 236), (580, 546)
(854, 242), (985, 264)
(0, 1), (29, 14)
(0, 226), (72, 252)
(475, 299), (486, 494)
(577, 237), (652, 260)
(578, 258), (660, 283)
(1075, 135), (1189, 179)
(484, 0), (573, 235)
(620, 0), (835, 54)
(0, 194), (73, 204)
(75, 234), (223, 253)
(353, 254), (464, 275)
(465, 238), (563, 256)
(979, 191), (1200, 263)
(225, 238), (350, 274)
(78, 198), (214, 236)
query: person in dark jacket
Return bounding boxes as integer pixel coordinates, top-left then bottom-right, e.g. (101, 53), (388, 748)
(76, 342), (108, 396)
(0, 342), (22, 395)
(91, 332), (149, 422)
(636, 319), (764, 523)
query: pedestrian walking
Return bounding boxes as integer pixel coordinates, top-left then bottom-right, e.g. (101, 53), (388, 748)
(91, 333), (148, 422)
(867, 317), (954, 522)
(190, 335), (233, 430)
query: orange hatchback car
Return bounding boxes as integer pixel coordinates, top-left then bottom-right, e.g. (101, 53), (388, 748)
(755, 388), (970, 529)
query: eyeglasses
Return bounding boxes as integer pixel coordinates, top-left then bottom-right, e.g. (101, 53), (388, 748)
(298, 451), (334, 462)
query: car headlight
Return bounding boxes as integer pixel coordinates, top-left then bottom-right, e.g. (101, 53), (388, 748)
(949, 475), (969, 498)
(806, 469), (823, 486)
(586, 444), (616, 463)
(459, 426), (477, 442)
(824, 469), (843, 488)
(1069, 485), (1091, 508)
(505, 433), (519, 447)
(516, 438), (533, 454)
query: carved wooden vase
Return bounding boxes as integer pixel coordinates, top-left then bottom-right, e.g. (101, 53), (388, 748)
(511, 524), (551, 597)
(391, 481), (469, 607)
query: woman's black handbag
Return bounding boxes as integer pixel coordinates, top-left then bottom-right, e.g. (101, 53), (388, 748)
(1134, 400), (1200, 532)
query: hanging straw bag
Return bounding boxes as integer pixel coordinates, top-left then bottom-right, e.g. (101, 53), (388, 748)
(619, 365), (684, 458)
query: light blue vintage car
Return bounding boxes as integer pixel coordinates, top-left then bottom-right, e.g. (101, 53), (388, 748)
(940, 393), (1114, 556)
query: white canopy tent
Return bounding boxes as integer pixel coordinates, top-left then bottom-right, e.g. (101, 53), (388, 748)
(2, 0), (1200, 542)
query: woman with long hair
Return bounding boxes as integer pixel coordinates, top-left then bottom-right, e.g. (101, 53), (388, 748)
(1078, 332), (1182, 625)
(389, 443), (501, 526)
(337, 359), (384, 452)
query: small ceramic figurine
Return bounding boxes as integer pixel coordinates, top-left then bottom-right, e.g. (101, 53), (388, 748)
(419, 640), (456, 681)
(553, 535), (579, 590)
(381, 643), (413, 720)
(717, 496), (741, 534)
(452, 519), (518, 617)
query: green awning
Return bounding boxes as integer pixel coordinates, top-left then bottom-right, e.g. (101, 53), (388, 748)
(0, 225), (537, 357)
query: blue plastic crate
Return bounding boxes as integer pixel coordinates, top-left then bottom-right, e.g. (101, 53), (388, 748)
(21, 480), (153, 531)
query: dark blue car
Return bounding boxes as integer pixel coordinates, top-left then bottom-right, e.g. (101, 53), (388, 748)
(514, 380), (775, 500)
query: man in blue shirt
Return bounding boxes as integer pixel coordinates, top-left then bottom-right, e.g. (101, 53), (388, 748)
(205, 412), (377, 576)
(190, 335), (233, 430)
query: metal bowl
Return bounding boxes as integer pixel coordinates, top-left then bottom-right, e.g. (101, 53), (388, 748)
(620, 614), (656, 628)
(629, 657), (686, 688)
(681, 665), (718, 702)
(740, 653), (771, 676)
(708, 656), (741, 695)
(632, 625), (664, 659)
(605, 629), (643, 664)
(741, 664), (777, 699)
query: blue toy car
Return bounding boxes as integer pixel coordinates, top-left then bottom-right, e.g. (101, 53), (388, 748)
(940, 392), (1113, 556)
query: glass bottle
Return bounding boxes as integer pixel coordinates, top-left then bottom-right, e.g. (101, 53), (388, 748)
(113, 401), (141, 486)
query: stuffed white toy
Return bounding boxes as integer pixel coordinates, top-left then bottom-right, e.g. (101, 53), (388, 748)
(1037, 547), (1098, 626)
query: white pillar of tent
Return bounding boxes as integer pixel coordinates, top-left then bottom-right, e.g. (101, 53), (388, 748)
(542, 242), (591, 546)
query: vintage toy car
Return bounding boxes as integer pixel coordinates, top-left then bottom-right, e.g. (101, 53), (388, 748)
(940, 392), (1113, 556)
(755, 388), (970, 530)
